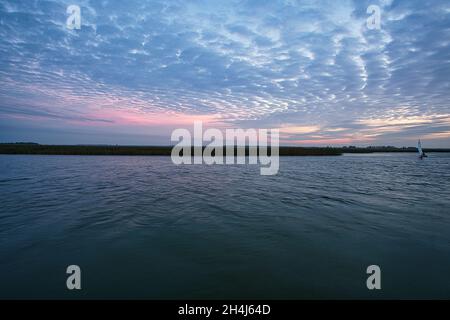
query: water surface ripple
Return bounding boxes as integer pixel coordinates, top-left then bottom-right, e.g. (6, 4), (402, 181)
(1, 153), (449, 298)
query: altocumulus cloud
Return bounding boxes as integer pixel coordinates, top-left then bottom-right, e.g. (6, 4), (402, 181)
(0, 0), (449, 146)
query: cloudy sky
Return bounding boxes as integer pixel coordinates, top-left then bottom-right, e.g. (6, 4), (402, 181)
(0, 0), (449, 146)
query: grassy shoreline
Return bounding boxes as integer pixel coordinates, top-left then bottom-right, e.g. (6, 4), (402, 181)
(0, 144), (341, 156)
(1, 144), (449, 156)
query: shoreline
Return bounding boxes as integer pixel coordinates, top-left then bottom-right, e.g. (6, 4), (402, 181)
(0, 144), (341, 156)
(1, 144), (449, 156)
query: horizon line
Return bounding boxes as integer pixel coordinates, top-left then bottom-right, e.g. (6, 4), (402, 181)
(2, 142), (450, 149)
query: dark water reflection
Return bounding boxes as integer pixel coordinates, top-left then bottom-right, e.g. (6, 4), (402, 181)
(0, 153), (449, 298)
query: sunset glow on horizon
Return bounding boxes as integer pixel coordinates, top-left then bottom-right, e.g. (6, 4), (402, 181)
(1, 0), (450, 147)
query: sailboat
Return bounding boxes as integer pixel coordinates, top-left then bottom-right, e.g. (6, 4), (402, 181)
(418, 139), (427, 159)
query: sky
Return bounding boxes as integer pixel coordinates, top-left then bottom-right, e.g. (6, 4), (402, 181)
(0, 0), (449, 147)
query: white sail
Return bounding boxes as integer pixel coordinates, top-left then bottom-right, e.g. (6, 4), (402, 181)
(418, 139), (423, 156)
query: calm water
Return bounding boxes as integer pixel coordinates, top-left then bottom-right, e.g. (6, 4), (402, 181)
(0, 153), (449, 299)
